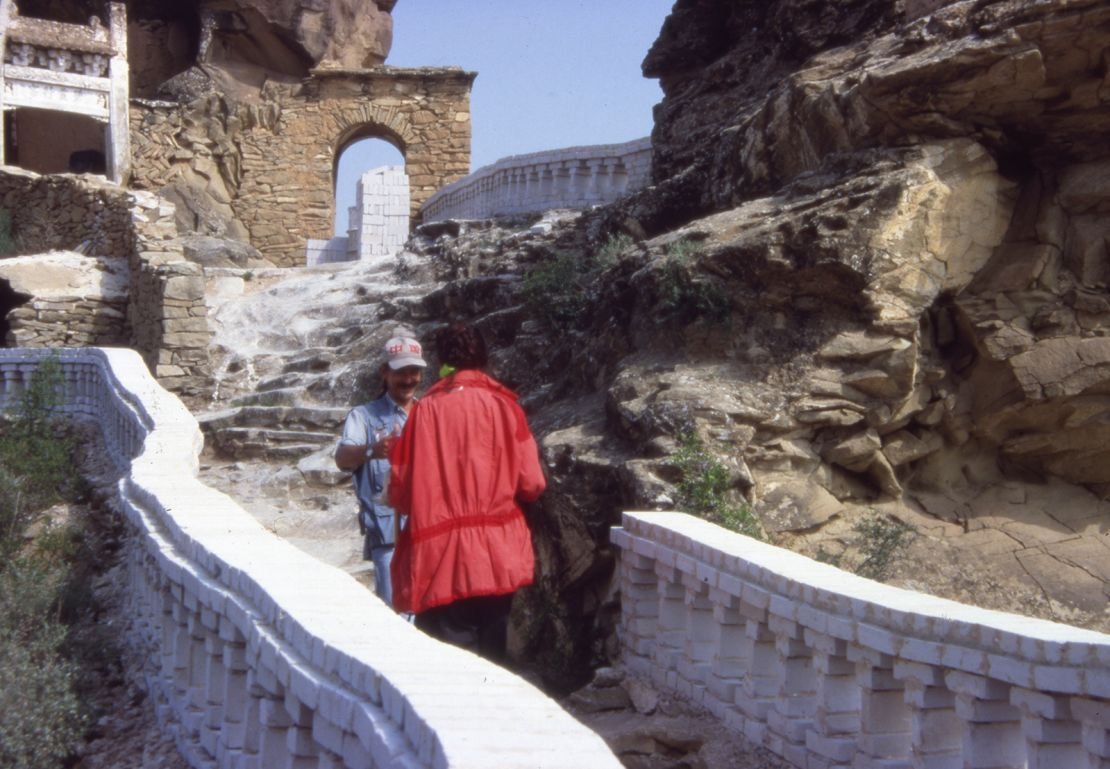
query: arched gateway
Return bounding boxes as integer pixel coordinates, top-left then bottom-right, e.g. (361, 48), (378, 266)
(164, 67), (474, 267)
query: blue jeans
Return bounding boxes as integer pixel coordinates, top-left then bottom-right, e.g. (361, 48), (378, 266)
(369, 545), (394, 606)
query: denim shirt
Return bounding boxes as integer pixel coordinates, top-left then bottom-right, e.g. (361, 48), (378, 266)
(339, 393), (408, 550)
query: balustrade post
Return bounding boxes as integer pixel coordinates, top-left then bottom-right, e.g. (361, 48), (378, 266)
(585, 159), (604, 202)
(554, 163), (572, 203)
(805, 631), (860, 768)
(283, 690), (320, 769)
(894, 661), (959, 769)
(258, 692), (295, 769)
(200, 614), (225, 758)
(853, 649), (912, 768)
(617, 549), (659, 675)
(0, 363), (15, 411)
(523, 168), (540, 213)
(767, 610), (818, 765)
(538, 166), (555, 207)
(182, 597), (209, 737)
(1010, 688), (1084, 768)
(946, 671), (1024, 769)
(571, 160), (590, 204)
(706, 585), (749, 725)
(677, 573), (714, 703)
(652, 567), (685, 688)
(732, 583), (776, 745)
(610, 161), (629, 196)
(218, 617), (251, 767)
(1071, 697), (1110, 769)
(241, 662), (284, 769)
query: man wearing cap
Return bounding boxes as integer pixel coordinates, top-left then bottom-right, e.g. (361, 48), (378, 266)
(335, 334), (426, 605)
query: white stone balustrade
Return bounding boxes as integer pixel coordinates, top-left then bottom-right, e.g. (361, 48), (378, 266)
(420, 138), (651, 223)
(611, 511), (1110, 769)
(0, 348), (622, 769)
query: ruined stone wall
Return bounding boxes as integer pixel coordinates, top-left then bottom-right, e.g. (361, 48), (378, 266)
(129, 67), (474, 267)
(0, 168), (210, 396)
(0, 166), (134, 255)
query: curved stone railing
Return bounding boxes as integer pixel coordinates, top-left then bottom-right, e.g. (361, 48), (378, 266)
(0, 348), (621, 769)
(420, 137), (651, 223)
(612, 511), (1110, 769)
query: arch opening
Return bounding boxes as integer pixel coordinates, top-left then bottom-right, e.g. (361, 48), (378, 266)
(306, 132), (409, 266)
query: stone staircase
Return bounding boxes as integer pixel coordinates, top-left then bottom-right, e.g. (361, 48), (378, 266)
(192, 255), (442, 552)
(198, 403), (348, 460)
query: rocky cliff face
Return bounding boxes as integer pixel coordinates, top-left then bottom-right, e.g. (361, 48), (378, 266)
(18, 0), (393, 77)
(377, 0), (1110, 689)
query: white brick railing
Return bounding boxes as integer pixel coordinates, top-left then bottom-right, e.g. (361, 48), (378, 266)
(612, 511), (1110, 769)
(0, 348), (621, 769)
(420, 138), (651, 223)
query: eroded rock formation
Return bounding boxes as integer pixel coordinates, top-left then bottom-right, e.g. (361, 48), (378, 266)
(369, 0), (1110, 688)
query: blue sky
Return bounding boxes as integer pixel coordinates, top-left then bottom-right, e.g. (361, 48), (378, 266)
(333, 0), (674, 233)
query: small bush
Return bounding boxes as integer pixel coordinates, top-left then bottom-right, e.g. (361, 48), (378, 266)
(673, 431), (762, 539)
(595, 233), (633, 269)
(522, 234), (635, 331)
(522, 251), (588, 330)
(0, 357), (79, 512)
(0, 618), (85, 769)
(655, 239), (730, 324)
(0, 357), (88, 769)
(852, 513), (916, 581)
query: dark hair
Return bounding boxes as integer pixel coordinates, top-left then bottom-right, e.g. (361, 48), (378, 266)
(435, 322), (488, 370)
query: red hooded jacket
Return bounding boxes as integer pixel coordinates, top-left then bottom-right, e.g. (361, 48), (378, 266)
(388, 370), (546, 614)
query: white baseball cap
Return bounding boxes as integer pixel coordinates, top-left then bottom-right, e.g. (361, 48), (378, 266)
(384, 336), (427, 369)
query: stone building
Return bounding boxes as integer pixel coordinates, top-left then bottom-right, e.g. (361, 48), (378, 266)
(0, 0), (131, 183)
(0, 0), (474, 395)
(129, 65), (474, 267)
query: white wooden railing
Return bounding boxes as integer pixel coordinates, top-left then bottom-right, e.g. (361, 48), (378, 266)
(0, 348), (621, 769)
(612, 511), (1110, 769)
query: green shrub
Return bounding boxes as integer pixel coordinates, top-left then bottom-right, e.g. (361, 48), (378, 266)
(0, 357), (79, 513)
(0, 617), (84, 769)
(673, 431), (762, 539)
(852, 513), (916, 581)
(522, 251), (588, 330)
(0, 357), (88, 769)
(595, 233), (633, 269)
(522, 234), (635, 331)
(655, 239), (730, 324)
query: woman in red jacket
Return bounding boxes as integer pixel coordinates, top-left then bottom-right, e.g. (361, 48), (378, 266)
(388, 322), (546, 659)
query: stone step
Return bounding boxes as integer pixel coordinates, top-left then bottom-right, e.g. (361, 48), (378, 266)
(198, 404), (348, 433)
(205, 426), (336, 460)
(229, 387), (302, 407)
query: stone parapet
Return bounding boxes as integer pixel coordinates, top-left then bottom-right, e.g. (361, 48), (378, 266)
(612, 511), (1110, 769)
(0, 348), (623, 769)
(420, 137), (651, 223)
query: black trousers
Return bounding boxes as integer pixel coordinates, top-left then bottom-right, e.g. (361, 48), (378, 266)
(414, 593), (514, 662)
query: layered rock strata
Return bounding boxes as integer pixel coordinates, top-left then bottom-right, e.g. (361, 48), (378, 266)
(377, 0), (1110, 687)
